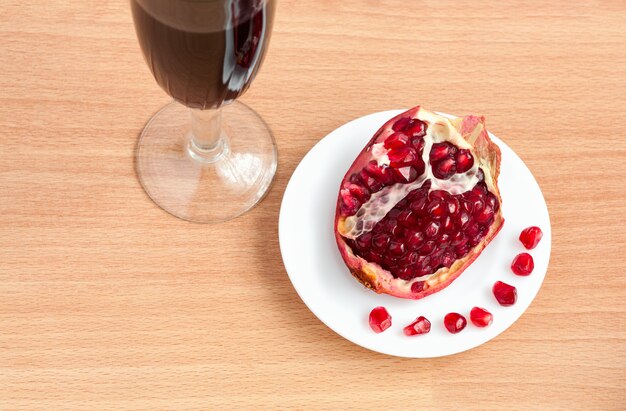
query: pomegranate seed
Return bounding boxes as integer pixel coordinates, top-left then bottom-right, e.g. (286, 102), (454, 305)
(411, 281), (425, 292)
(398, 209), (419, 227)
(433, 158), (456, 179)
(416, 254), (430, 266)
(388, 147), (417, 167)
(363, 161), (392, 186)
(412, 158), (426, 175)
(470, 307), (493, 327)
(429, 250), (443, 268)
(408, 185), (427, 199)
(511, 252), (534, 276)
(493, 281), (517, 306)
(442, 216), (455, 232)
(457, 210), (470, 229)
(469, 196), (484, 214)
(393, 166), (418, 183)
(384, 132), (409, 149)
(388, 240), (406, 256)
(485, 192), (498, 212)
(452, 231), (468, 247)
(519, 226), (543, 249)
(340, 189), (361, 215)
(455, 149), (474, 173)
(404, 316), (431, 336)
(383, 255), (397, 269)
(347, 183), (370, 203)
(444, 312), (467, 334)
(429, 142), (452, 162)
(471, 184), (487, 196)
(349, 173), (362, 185)
(359, 170), (382, 193)
(439, 233), (451, 244)
(427, 199), (446, 218)
(369, 306), (392, 333)
(372, 233), (390, 251)
(365, 251), (383, 264)
(429, 190), (450, 201)
(387, 220), (403, 236)
(475, 204), (494, 224)
(392, 117), (410, 131)
(406, 231), (425, 250)
(424, 221), (441, 238)
(410, 197), (427, 213)
(441, 250), (455, 267)
(470, 227), (487, 246)
(418, 240), (435, 255)
(403, 251), (419, 265)
(466, 223), (480, 241)
(404, 120), (426, 137)
(396, 267), (415, 280)
(411, 137), (425, 151)
(379, 168), (396, 186)
(355, 232), (372, 249)
(446, 198), (460, 216)
(460, 199), (472, 212)
(454, 243), (470, 257)
(415, 265), (432, 276)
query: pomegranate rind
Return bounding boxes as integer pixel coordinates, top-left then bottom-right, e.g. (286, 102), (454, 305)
(334, 106), (504, 300)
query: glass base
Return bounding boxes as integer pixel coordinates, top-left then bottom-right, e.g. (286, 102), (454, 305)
(136, 101), (277, 223)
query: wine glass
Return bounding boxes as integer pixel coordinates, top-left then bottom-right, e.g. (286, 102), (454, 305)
(130, 0), (277, 223)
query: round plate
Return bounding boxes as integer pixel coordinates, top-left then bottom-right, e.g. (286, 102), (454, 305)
(279, 109), (551, 358)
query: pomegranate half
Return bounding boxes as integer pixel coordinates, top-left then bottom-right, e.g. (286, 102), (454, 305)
(334, 106), (504, 299)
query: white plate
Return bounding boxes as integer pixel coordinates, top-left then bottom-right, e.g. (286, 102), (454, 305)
(279, 110), (551, 358)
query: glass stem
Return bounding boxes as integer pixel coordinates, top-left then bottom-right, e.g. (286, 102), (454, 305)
(187, 107), (227, 162)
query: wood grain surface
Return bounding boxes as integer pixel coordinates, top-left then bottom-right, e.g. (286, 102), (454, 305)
(1, 1), (625, 409)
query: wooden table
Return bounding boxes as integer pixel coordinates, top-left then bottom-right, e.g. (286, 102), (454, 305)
(1, 1), (625, 409)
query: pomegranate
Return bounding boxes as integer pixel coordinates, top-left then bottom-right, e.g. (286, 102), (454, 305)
(369, 306), (392, 333)
(470, 307), (493, 327)
(519, 226), (543, 249)
(403, 316), (431, 336)
(493, 281), (517, 306)
(335, 106), (504, 299)
(444, 312), (467, 334)
(511, 252), (534, 276)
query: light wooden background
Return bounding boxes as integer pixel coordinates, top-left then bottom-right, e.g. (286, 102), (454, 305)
(1, 1), (625, 409)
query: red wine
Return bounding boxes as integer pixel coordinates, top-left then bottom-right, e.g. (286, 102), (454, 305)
(131, 0), (275, 109)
